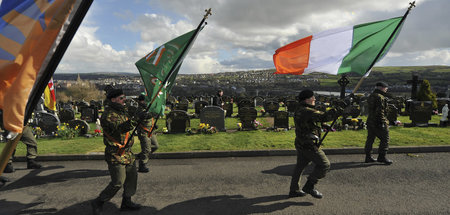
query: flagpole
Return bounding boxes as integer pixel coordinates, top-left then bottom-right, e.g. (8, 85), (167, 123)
(352, 1), (415, 94)
(123, 9), (212, 148)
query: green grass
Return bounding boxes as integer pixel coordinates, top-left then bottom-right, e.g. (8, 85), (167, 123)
(1, 114), (448, 156)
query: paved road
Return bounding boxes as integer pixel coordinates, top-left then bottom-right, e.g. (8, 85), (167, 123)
(1, 153), (449, 215)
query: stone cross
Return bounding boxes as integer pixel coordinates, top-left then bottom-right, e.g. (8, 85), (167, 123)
(406, 75), (423, 99)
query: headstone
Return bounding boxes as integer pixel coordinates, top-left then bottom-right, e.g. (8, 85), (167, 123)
(263, 100), (279, 115)
(166, 110), (190, 133)
(408, 101), (433, 127)
(406, 75), (423, 100)
(238, 98), (254, 109)
(273, 111), (289, 129)
(223, 102), (234, 117)
(254, 96), (265, 107)
(194, 101), (209, 115)
(34, 112), (60, 135)
(59, 109), (75, 123)
(81, 106), (98, 123)
(68, 119), (90, 136)
(348, 104), (361, 118)
(174, 99), (189, 112)
(238, 107), (257, 130)
(387, 104), (398, 125)
(200, 106), (226, 131)
(360, 99), (369, 116)
(285, 100), (299, 113)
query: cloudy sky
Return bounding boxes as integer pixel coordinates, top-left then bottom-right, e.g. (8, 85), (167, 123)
(56, 0), (449, 74)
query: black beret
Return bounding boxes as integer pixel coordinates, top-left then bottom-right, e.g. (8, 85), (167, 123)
(376, 82), (389, 88)
(107, 89), (124, 99)
(298, 89), (314, 101)
(138, 94), (146, 101)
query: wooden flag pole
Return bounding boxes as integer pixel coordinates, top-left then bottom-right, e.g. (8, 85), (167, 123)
(0, 134), (23, 177)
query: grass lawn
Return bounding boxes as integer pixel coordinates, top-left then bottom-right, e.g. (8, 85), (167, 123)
(1, 114), (448, 156)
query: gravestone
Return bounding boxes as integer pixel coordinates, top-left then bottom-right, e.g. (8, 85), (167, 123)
(194, 100), (209, 116)
(263, 100), (279, 115)
(223, 102), (234, 117)
(166, 110), (190, 133)
(273, 111), (289, 129)
(238, 98), (254, 109)
(68, 119), (90, 136)
(238, 107), (257, 130)
(387, 104), (398, 125)
(34, 112), (60, 135)
(59, 109), (75, 123)
(285, 100), (299, 113)
(254, 96), (265, 107)
(406, 75), (423, 100)
(61, 102), (73, 111)
(360, 99), (369, 116)
(200, 106), (226, 131)
(407, 101), (433, 127)
(81, 106), (98, 123)
(174, 99), (189, 112)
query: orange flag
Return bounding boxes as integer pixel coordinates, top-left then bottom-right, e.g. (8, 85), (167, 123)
(0, 0), (80, 133)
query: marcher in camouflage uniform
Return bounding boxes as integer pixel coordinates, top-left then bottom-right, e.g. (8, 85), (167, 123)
(2, 125), (42, 173)
(136, 94), (159, 173)
(289, 89), (340, 199)
(364, 82), (393, 165)
(91, 89), (146, 215)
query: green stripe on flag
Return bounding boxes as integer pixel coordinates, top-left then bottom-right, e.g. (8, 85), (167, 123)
(338, 17), (403, 76)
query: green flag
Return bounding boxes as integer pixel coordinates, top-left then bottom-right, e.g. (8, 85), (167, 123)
(136, 28), (200, 115)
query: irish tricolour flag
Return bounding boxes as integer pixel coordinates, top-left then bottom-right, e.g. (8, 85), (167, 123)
(273, 17), (403, 76)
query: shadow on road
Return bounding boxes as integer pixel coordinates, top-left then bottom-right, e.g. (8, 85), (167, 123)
(0, 166), (109, 191)
(17, 195), (313, 215)
(262, 161), (381, 176)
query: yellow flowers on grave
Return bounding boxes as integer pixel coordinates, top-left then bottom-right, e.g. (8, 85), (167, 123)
(56, 122), (79, 139)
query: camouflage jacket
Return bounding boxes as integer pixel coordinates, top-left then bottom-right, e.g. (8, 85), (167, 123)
(101, 100), (138, 164)
(294, 102), (335, 150)
(366, 89), (389, 127)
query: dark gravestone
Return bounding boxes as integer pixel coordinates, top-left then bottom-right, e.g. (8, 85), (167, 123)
(264, 100), (279, 115)
(59, 109), (75, 123)
(409, 101), (433, 127)
(254, 96), (265, 107)
(174, 100), (189, 112)
(348, 105), (361, 118)
(406, 75), (423, 100)
(194, 101), (209, 116)
(61, 102), (73, 110)
(200, 106), (226, 131)
(273, 111), (289, 129)
(34, 112), (60, 135)
(238, 107), (257, 130)
(238, 99), (254, 109)
(68, 119), (90, 136)
(223, 102), (234, 117)
(285, 100), (299, 113)
(81, 106), (98, 123)
(166, 110), (190, 133)
(387, 104), (398, 125)
(360, 99), (369, 116)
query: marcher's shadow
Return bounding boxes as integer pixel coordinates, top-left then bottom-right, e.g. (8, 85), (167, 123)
(1, 166), (109, 191)
(262, 161), (380, 176)
(159, 194), (313, 215)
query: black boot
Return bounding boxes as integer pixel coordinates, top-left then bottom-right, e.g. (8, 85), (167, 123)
(91, 197), (104, 215)
(288, 190), (307, 198)
(3, 163), (14, 173)
(27, 159), (42, 169)
(302, 180), (323, 199)
(365, 153), (376, 163)
(120, 197), (141, 211)
(377, 153), (393, 165)
(138, 160), (149, 173)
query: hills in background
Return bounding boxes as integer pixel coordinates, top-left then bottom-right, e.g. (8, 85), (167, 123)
(54, 65), (450, 98)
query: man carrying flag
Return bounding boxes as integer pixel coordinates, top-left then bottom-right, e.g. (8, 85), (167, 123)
(274, 2), (415, 198)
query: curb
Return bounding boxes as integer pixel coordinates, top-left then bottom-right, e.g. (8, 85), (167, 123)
(13, 146), (450, 162)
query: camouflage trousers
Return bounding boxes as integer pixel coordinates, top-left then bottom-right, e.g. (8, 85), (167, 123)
(290, 147), (330, 191)
(98, 160), (137, 201)
(365, 124), (390, 154)
(137, 130), (159, 164)
(9, 126), (38, 163)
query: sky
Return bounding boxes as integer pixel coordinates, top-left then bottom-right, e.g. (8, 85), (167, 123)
(54, 0), (449, 74)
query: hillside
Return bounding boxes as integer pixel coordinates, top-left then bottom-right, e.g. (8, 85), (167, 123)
(54, 66), (450, 98)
